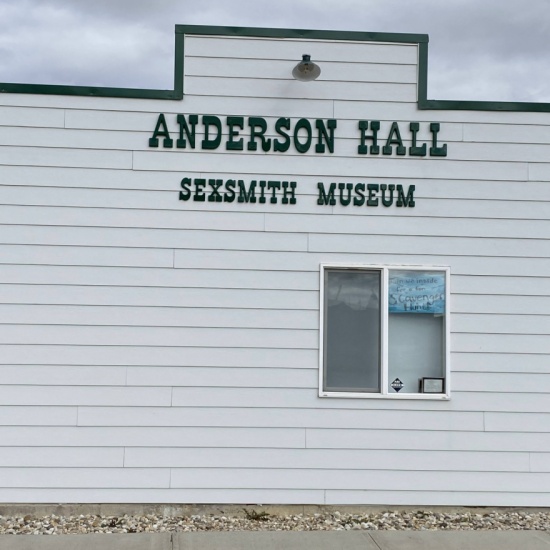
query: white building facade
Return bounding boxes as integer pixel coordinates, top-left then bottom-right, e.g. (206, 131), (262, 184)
(0, 25), (549, 506)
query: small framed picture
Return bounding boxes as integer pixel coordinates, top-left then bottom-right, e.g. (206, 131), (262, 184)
(420, 377), (445, 394)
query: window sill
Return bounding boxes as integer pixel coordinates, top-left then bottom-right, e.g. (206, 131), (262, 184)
(319, 391), (450, 400)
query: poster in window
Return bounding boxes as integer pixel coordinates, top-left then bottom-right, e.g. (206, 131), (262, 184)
(388, 271), (445, 314)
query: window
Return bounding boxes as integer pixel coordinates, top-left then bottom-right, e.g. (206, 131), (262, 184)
(320, 264), (450, 399)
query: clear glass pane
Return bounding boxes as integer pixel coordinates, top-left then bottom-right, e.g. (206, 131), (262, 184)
(324, 270), (380, 392)
(387, 270), (446, 394)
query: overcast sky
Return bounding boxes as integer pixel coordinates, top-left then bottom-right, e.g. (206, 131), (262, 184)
(0, 0), (548, 103)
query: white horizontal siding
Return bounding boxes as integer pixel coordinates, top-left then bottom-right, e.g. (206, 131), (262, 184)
(308, 233), (550, 258)
(452, 352), (550, 374)
(450, 142), (550, 163)
(529, 163), (550, 181)
(65, 109), (183, 132)
(0, 105), (64, 128)
(166, 468), (550, 492)
(464, 123), (550, 144)
(0, 266), (317, 290)
(5, 225), (550, 260)
(452, 276), (550, 296)
(184, 76), (417, 102)
(126, 367), (315, 388)
(453, 373), (550, 393)
(0, 366), (128, 386)
(173, 249), (550, 276)
(0, 205), (267, 231)
(0, 488), (323, 504)
(0, 386), (171, 407)
(0, 406), (76, 425)
(0, 325), (317, 349)
(184, 36), (419, 65)
(306, 429), (550, 452)
(0, 468), (170, 488)
(65, 95), (336, 121)
(334, 98), (550, 125)
(4, 203), (550, 235)
(124, 447), (530, 472)
(0, 225), (309, 252)
(0, 304), (318, 329)
(76, 407), (484, 432)
(0, 285), (318, 310)
(0, 185), (321, 215)
(58, 386), (540, 414)
(457, 392), (550, 414)
(329, 199), (547, 219)
(530, 454), (550, 472)
(3, 268), (550, 300)
(23, 368), (550, 402)
(0, 447), (123, 467)
(0, 30), (549, 507)
(171, 387), (409, 409)
(0, 244), (173, 268)
(453, 333), (550, 354)
(454, 295), (550, 315)
(0, 146), (132, 169)
(0, 426), (306, 448)
(486, 413), (550, 433)
(185, 57), (418, 84)
(0, 126), (147, 150)
(265, 214), (550, 238)
(0, 344), (317, 367)
(133, 151), (529, 181)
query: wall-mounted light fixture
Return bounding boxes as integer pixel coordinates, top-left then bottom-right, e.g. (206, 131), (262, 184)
(292, 54), (321, 81)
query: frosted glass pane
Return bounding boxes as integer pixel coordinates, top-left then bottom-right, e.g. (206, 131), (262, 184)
(387, 269), (446, 394)
(324, 270), (380, 392)
(388, 314), (445, 393)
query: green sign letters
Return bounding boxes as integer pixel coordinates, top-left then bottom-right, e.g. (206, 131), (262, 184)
(149, 114), (447, 157)
(148, 113), (443, 209)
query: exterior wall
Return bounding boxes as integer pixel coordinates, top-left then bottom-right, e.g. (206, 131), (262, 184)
(0, 28), (550, 506)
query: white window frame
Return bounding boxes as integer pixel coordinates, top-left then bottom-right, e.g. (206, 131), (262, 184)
(319, 263), (451, 400)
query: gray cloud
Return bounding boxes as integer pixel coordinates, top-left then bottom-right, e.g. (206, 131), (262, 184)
(0, 0), (548, 101)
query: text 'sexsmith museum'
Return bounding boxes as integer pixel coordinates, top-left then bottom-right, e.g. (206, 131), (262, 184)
(1, 26), (549, 507)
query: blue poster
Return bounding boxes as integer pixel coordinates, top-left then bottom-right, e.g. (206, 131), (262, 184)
(388, 271), (445, 314)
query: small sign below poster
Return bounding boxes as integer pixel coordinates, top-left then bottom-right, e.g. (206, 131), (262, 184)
(389, 271), (445, 314)
(391, 378), (404, 392)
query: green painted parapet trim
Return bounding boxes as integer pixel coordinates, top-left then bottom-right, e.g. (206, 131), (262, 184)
(0, 83), (179, 100)
(1, 24), (549, 112)
(174, 25), (428, 44)
(415, 42), (550, 112)
(420, 98), (550, 112)
(0, 32), (185, 100)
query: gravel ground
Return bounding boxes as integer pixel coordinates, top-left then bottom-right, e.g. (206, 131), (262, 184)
(1, 509), (550, 535)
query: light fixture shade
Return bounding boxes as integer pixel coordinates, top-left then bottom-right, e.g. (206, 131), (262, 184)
(292, 54), (321, 81)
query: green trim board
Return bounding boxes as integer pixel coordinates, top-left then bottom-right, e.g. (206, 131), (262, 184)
(415, 41), (550, 113)
(174, 25), (428, 44)
(0, 24), (548, 112)
(0, 27), (185, 100)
